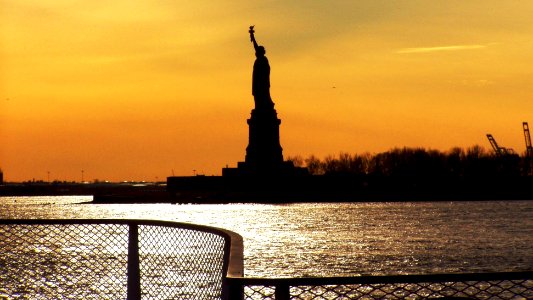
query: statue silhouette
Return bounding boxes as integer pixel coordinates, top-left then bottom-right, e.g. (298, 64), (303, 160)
(219, 26), (307, 177)
(249, 26), (274, 110)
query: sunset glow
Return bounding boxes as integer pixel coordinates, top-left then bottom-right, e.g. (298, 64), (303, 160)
(2, 1), (533, 182)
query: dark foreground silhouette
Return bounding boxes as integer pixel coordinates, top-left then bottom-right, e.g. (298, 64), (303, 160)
(2, 170), (533, 204)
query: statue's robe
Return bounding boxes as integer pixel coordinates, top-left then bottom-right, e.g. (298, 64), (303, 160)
(252, 55), (272, 109)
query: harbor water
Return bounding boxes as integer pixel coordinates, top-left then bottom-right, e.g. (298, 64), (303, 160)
(1, 196), (532, 278)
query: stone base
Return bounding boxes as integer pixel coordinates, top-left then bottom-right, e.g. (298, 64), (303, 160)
(222, 100), (310, 177)
(222, 160), (308, 177)
(245, 107), (284, 167)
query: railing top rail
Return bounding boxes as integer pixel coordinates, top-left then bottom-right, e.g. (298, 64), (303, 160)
(1, 218), (227, 236)
(228, 270), (533, 285)
(0, 218), (244, 278)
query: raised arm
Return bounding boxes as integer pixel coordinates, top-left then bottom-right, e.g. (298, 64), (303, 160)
(249, 26), (260, 51)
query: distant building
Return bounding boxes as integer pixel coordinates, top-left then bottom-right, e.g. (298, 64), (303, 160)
(0, 169), (3, 185)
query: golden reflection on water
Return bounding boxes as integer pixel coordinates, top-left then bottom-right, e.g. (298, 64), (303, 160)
(1, 197), (533, 277)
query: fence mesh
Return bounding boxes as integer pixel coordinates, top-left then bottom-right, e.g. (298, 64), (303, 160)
(138, 225), (227, 299)
(290, 280), (533, 299)
(244, 285), (276, 299)
(0, 220), (229, 300)
(240, 278), (533, 300)
(0, 223), (129, 299)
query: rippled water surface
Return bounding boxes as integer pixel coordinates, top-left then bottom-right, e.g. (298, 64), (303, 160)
(1, 197), (532, 277)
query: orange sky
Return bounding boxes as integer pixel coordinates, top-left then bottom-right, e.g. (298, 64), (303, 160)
(2, 1), (533, 182)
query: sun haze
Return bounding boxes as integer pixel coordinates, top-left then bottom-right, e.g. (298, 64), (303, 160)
(2, 1), (533, 182)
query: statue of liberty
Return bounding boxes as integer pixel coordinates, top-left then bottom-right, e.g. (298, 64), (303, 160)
(249, 26), (275, 110)
(219, 26), (304, 176)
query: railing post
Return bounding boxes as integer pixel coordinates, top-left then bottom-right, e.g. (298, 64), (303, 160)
(275, 283), (290, 300)
(127, 224), (141, 300)
(225, 278), (244, 300)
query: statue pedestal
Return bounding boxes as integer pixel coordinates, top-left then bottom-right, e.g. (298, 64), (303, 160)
(222, 106), (306, 177)
(245, 108), (283, 169)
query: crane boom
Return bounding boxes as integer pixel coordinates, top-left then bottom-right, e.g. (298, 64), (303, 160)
(523, 122), (533, 153)
(523, 122), (533, 175)
(487, 134), (504, 156)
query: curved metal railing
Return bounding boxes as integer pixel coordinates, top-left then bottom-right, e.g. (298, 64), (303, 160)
(0, 219), (243, 300)
(1, 219), (532, 299)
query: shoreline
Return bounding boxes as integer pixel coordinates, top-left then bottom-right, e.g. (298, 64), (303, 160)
(2, 178), (533, 204)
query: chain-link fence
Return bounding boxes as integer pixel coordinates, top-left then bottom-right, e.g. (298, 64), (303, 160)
(227, 272), (533, 299)
(2, 219), (532, 300)
(0, 219), (242, 300)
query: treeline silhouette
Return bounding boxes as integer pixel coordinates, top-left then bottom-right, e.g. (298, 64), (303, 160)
(287, 146), (527, 178)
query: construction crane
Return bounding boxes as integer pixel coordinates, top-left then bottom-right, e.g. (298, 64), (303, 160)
(523, 122), (533, 175)
(523, 122), (533, 156)
(487, 134), (503, 156)
(486, 134), (514, 156)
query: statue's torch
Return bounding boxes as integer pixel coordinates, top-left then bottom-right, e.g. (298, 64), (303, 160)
(249, 25), (255, 41)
